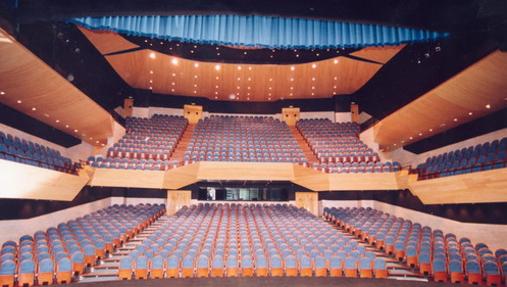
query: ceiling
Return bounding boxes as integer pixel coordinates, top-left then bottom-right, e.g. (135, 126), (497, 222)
(79, 27), (403, 102)
(374, 50), (507, 151)
(0, 28), (114, 146)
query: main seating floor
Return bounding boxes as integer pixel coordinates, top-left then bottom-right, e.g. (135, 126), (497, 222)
(60, 276), (470, 287)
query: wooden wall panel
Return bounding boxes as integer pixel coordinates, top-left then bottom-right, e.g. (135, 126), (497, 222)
(89, 168), (165, 188)
(327, 172), (400, 191)
(103, 46), (402, 102)
(0, 159), (90, 201)
(163, 163), (199, 190)
(408, 168), (507, 204)
(166, 190), (191, 215)
(374, 50), (507, 150)
(78, 26), (139, 55)
(0, 28), (114, 146)
(197, 161), (295, 181)
(292, 164), (329, 191)
(295, 192), (319, 216)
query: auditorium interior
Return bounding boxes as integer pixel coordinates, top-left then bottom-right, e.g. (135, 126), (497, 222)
(0, 1), (506, 286)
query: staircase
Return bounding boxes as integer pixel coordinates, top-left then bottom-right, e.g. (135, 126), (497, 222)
(169, 123), (196, 163)
(80, 216), (170, 283)
(289, 126), (319, 165)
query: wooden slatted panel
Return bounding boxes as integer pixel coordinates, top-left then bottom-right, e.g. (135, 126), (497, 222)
(374, 50), (507, 150)
(0, 28), (114, 146)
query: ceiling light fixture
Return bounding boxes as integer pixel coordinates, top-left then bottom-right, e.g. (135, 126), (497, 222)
(468, 112), (473, 116)
(31, 107), (36, 111)
(17, 100), (22, 104)
(171, 58), (179, 65)
(333, 59), (339, 64)
(193, 63), (199, 68)
(149, 52), (156, 59)
(485, 104), (491, 109)
(0, 91), (5, 95)
(215, 64), (221, 71)
(311, 63), (317, 69)
(290, 66), (295, 71)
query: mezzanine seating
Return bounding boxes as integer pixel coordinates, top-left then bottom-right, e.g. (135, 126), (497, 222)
(89, 115), (187, 170)
(416, 137), (507, 180)
(0, 132), (78, 174)
(183, 116), (306, 163)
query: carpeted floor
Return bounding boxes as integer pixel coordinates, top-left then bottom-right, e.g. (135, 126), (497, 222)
(55, 277), (473, 287)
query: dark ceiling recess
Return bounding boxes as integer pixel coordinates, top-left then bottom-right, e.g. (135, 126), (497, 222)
(122, 36), (361, 64)
(354, 31), (497, 121)
(405, 108), (507, 154)
(15, 22), (131, 112)
(0, 103), (81, 147)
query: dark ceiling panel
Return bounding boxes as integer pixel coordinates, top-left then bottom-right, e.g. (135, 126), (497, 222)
(405, 108), (507, 154)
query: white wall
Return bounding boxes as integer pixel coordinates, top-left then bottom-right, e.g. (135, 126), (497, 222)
(321, 200), (507, 252)
(335, 112), (352, 123)
(359, 126), (380, 154)
(0, 197), (112, 244)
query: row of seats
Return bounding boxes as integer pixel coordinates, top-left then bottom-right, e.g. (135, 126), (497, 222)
(297, 119), (379, 163)
(0, 132), (78, 174)
(312, 161), (401, 173)
(118, 203), (389, 280)
(88, 157), (179, 171)
(0, 204), (164, 287)
(323, 207), (507, 286)
(416, 137), (507, 180)
(183, 116), (306, 163)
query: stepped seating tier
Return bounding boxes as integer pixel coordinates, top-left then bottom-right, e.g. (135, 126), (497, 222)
(323, 207), (507, 286)
(0, 132), (78, 174)
(117, 203), (388, 280)
(183, 116), (306, 163)
(0, 204), (165, 287)
(89, 115), (187, 170)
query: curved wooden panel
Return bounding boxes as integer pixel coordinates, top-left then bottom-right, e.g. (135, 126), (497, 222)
(104, 47), (402, 102)
(78, 26), (139, 55)
(408, 168), (507, 204)
(350, 45), (405, 64)
(0, 28), (114, 145)
(374, 50), (507, 150)
(0, 159), (90, 201)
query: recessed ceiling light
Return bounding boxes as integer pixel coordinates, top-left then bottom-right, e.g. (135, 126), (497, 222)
(171, 88), (175, 92)
(312, 77), (316, 81)
(0, 91), (5, 95)
(248, 66), (252, 71)
(171, 58), (179, 65)
(149, 70), (153, 74)
(101, 144), (105, 147)
(194, 84), (198, 87)
(194, 63), (199, 68)
(311, 92), (315, 96)
(401, 140), (405, 143)
(215, 85), (219, 88)
(268, 87), (272, 90)
(247, 86), (251, 90)
(269, 78), (273, 81)
(333, 85), (337, 89)
(268, 93), (271, 96)
(149, 86), (152, 89)
(296, 54), (299, 58)
(290, 87), (294, 90)
(333, 59), (339, 64)
(268, 97), (271, 101)
(243, 51), (247, 55)
(290, 78), (294, 81)
(216, 76), (219, 80)
(193, 90), (197, 94)
(333, 91), (337, 95)
(217, 53), (220, 56)
(31, 107), (36, 111)
(247, 92), (250, 96)
(96, 140), (100, 144)
(237, 77), (241, 81)
(55, 120), (60, 123)
(237, 66), (242, 70)
(311, 63), (317, 69)
(247, 97), (250, 100)
(316, 53), (320, 56)
(65, 124), (69, 128)
(311, 86), (315, 90)
(453, 118), (458, 122)
(17, 100), (22, 104)
(229, 94), (236, 100)
(74, 129), (78, 133)
(236, 86), (240, 89)
(172, 73), (176, 77)
(171, 82), (175, 86)
(290, 66), (295, 71)
(214, 91), (218, 94)
(289, 93), (293, 96)
(334, 76), (337, 80)
(247, 77), (251, 81)
(216, 47), (219, 50)
(194, 75), (198, 79)
(394, 143), (397, 146)
(468, 112), (473, 116)
(149, 80), (153, 83)
(429, 128), (433, 132)
(418, 132), (423, 136)
(214, 96), (218, 99)
(215, 64), (221, 71)
(409, 136), (413, 140)
(149, 52), (156, 59)
(485, 104), (491, 109)
(190, 50), (194, 54)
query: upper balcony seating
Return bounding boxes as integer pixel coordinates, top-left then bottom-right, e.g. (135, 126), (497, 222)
(89, 115), (187, 170)
(183, 116), (306, 163)
(119, 203), (388, 280)
(0, 204), (165, 287)
(0, 131), (78, 174)
(297, 119), (399, 173)
(416, 137), (507, 180)
(323, 207), (506, 286)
